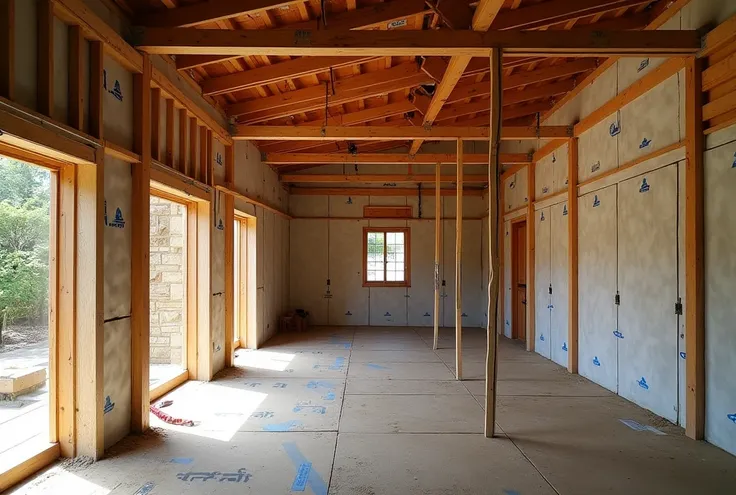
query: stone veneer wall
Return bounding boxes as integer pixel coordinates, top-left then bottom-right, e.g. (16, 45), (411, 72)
(149, 196), (186, 367)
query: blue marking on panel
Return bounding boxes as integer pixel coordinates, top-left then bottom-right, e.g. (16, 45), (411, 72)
(345, 311), (352, 316)
(540, 211), (545, 221)
(562, 342), (568, 352)
(727, 413), (736, 424)
(273, 382), (288, 388)
(103, 396), (115, 414)
(609, 122), (621, 136)
(593, 195), (600, 207)
(539, 334), (545, 342)
(637, 377), (649, 390)
(613, 330), (624, 339)
(323, 391), (336, 401)
(563, 205), (568, 216)
(639, 138), (652, 149)
(593, 356), (601, 367)
(306, 381), (335, 389)
(171, 458), (194, 464)
(329, 357), (346, 370)
(282, 442), (328, 495)
(292, 462), (312, 491)
(637, 58), (650, 72)
(639, 178), (650, 193)
(679, 352), (686, 360)
(732, 152), (736, 168)
(591, 161), (601, 173)
(263, 420), (302, 432)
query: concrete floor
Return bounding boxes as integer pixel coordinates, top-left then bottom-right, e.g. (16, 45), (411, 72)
(9, 326), (736, 494)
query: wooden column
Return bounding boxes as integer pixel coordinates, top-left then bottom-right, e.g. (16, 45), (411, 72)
(89, 41), (104, 140)
(485, 47), (501, 438)
(567, 138), (579, 373)
(68, 26), (84, 131)
(498, 174), (504, 336)
(189, 116), (198, 178)
(685, 56), (705, 440)
(526, 161), (536, 350)
(199, 126), (208, 183)
(179, 108), (188, 174)
(224, 145), (235, 367)
(131, 55), (152, 434)
(37, 0), (53, 117)
(166, 99), (175, 167)
(75, 152), (105, 459)
(455, 138), (463, 380)
(433, 162), (441, 350)
(0, 0), (15, 100)
(151, 88), (161, 162)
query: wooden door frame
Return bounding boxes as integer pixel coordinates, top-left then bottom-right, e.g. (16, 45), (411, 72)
(510, 215), (528, 341)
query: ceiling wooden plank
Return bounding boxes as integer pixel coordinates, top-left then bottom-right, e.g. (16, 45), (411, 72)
(133, 28), (701, 57)
(138, 0), (304, 28)
(264, 152), (531, 165)
(233, 124), (573, 140)
(490, 0), (650, 31)
(201, 56), (375, 96)
(289, 186), (485, 196)
(281, 173), (489, 183)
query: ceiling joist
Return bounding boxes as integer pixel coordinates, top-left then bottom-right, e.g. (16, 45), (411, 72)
(132, 28), (701, 58)
(280, 174), (489, 184)
(264, 152), (532, 165)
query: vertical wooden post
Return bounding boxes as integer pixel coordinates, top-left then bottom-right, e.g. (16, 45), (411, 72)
(75, 152), (105, 459)
(166, 99), (175, 168)
(485, 48), (501, 438)
(199, 126), (208, 183)
(433, 162), (441, 350)
(57, 164), (76, 457)
(498, 175), (504, 336)
(37, 0), (54, 117)
(89, 41), (104, 140)
(68, 26), (84, 131)
(196, 199), (212, 380)
(179, 108), (188, 174)
(0, 0), (15, 100)
(224, 145), (235, 367)
(189, 117), (198, 179)
(206, 130), (214, 185)
(526, 161), (536, 351)
(685, 56), (704, 440)
(455, 138), (463, 380)
(567, 138), (579, 373)
(131, 55), (152, 434)
(151, 88), (161, 161)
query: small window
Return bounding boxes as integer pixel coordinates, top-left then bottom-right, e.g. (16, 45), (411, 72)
(363, 227), (410, 287)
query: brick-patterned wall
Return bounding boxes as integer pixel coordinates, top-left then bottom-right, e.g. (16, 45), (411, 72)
(149, 196), (186, 366)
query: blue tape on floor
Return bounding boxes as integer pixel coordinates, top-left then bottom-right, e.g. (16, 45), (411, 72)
(283, 442), (328, 495)
(292, 462), (312, 491)
(263, 420), (301, 432)
(171, 457), (194, 464)
(365, 363), (389, 370)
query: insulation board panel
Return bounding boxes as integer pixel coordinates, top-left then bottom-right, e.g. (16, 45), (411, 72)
(550, 201), (569, 368)
(534, 207), (551, 359)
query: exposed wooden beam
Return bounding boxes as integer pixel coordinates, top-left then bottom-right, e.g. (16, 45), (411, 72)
(138, 0), (305, 28)
(699, 11), (736, 58)
(37, 0), (54, 117)
(174, 0), (429, 69)
(289, 186), (484, 196)
(235, 124), (573, 140)
(567, 138), (579, 374)
(491, 0), (650, 31)
(202, 56), (374, 96)
(437, 98), (555, 123)
(433, 161), (441, 350)
(229, 63), (431, 120)
(68, 25), (84, 131)
(429, 0), (473, 30)
(133, 28), (702, 57)
(280, 173), (488, 183)
(455, 137), (464, 380)
(264, 152), (531, 165)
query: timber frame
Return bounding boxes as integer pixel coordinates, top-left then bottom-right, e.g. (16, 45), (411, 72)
(0, 0), (727, 489)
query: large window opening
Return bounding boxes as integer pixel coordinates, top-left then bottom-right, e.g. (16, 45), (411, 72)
(0, 157), (53, 470)
(149, 194), (188, 393)
(363, 227), (411, 288)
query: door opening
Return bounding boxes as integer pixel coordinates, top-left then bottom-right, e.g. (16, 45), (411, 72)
(511, 220), (527, 342)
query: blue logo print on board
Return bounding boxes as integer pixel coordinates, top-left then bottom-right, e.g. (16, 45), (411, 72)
(563, 205), (568, 216)
(609, 122), (621, 136)
(727, 413), (736, 424)
(104, 201), (125, 229)
(104, 396), (115, 414)
(680, 351), (686, 359)
(593, 195), (600, 208)
(540, 211), (545, 221)
(562, 342), (568, 352)
(637, 58), (650, 72)
(638, 377), (649, 390)
(639, 138), (652, 149)
(613, 330), (624, 339)
(591, 161), (601, 173)
(639, 178), (650, 193)
(593, 356), (601, 367)
(732, 153), (736, 168)
(540, 334), (545, 342)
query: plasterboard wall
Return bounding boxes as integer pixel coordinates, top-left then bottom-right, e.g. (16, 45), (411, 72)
(233, 141), (290, 348)
(289, 194), (486, 328)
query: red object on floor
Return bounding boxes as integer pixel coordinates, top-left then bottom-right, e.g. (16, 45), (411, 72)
(150, 405), (195, 427)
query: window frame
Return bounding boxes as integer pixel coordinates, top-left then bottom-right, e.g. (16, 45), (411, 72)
(362, 227), (411, 288)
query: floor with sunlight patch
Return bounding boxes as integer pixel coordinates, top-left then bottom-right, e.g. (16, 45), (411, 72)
(9, 326), (736, 494)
